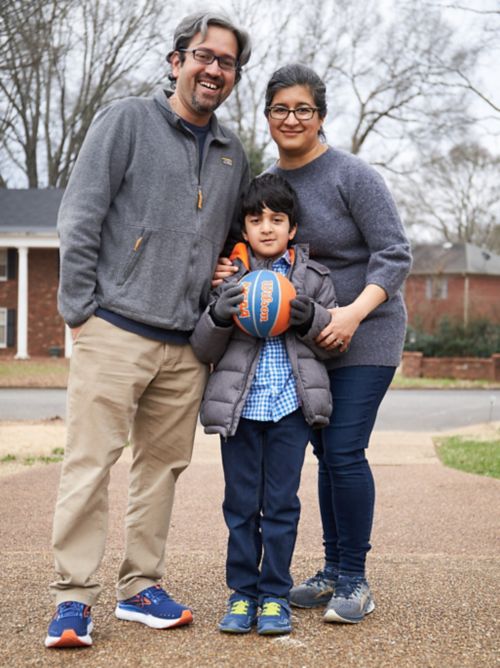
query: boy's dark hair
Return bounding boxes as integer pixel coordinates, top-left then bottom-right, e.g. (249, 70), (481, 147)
(240, 174), (298, 230)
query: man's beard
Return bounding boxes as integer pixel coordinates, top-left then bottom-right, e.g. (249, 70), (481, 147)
(191, 75), (226, 114)
(190, 91), (224, 115)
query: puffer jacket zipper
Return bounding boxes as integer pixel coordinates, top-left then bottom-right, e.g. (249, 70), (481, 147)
(226, 340), (263, 438)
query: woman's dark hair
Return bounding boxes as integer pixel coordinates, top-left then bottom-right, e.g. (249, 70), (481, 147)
(264, 63), (327, 139)
(240, 174), (298, 230)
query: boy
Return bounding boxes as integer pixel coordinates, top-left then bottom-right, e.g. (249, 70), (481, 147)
(190, 174), (340, 635)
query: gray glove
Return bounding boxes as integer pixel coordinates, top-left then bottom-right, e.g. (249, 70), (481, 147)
(212, 282), (245, 323)
(290, 295), (314, 331)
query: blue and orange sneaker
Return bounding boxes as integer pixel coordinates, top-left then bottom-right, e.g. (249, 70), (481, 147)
(45, 601), (93, 648)
(115, 585), (193, 629)
(218, 594), (258, 633)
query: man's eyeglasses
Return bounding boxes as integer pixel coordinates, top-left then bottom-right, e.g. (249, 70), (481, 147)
(267, 106), (319, 121)
(178, 48), (238, 72)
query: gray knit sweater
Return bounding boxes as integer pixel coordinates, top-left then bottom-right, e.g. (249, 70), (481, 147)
(268, 147), (412, 368)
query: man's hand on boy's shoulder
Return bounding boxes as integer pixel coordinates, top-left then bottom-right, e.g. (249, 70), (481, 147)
(212, 257), (239, 287)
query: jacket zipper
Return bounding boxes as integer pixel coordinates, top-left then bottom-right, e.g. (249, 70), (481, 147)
(287, 259), (315, 424)
(227, 344), (262, 437)
(185, 130), (208, 321)
(286, 333), (313, 425)
(197, 135), (209, 210)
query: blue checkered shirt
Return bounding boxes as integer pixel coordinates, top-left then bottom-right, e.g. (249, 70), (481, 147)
(241, 252), (300, 422)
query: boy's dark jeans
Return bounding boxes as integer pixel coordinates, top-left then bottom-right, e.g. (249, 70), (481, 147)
(221, 409), (311, 603)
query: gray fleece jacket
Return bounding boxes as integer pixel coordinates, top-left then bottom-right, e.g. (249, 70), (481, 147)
(57, 88), (249, 329)
(190, 243), (340, 438)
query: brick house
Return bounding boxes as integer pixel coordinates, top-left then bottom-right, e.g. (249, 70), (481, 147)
(0, 188), (68, 358)
(405, 242), (500, 333)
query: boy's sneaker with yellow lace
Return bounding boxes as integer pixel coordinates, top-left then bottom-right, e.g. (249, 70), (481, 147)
(218, 594), (258, 633)
(257, 597), (292, 635)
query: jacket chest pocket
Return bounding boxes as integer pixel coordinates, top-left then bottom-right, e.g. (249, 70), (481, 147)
(117, 228), (152, 286)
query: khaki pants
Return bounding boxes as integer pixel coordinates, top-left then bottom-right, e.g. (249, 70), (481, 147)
(50, 316), (208, 606)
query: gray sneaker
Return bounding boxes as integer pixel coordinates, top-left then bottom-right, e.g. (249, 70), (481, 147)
(323, 574), (375, 623)
(290, 568), (338, 608)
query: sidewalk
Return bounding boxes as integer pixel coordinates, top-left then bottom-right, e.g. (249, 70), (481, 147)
(0, 424), (499, 667)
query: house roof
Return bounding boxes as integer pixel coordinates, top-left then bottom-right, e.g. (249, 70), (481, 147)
(411, 242), (500, 276)
(0, 188), (63, 234)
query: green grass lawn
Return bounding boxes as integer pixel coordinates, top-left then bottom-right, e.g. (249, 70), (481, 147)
(1, 448), (65, 466)
(391, 375), (499, 389)
(435, 435), (500, 479)
(0, 358), (69, 387)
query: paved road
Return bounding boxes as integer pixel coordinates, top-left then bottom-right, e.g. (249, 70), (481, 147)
(376, 388), (500, 431)
(0, 387), (499, 430)
(0, 388), (67, 421)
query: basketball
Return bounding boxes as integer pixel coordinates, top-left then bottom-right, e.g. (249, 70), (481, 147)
(233, 270), (297, 337)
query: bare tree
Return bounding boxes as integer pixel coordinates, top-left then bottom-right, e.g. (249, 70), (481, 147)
(295, 0), (482, 163)
(218, 0), (487, 175)
(1, 0), (497, 203)
(431, 1), (500, 118)
(217, 0), (296, 175)
(0, 0), (174, 187)
(398, 142), (500, 252)
(0, 0), (65, 186)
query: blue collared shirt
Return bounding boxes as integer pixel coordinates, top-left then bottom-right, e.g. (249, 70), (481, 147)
(241, 252), (300, 422)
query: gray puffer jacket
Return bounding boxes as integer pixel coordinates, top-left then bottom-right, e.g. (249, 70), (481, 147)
(190, 243), (340, 438)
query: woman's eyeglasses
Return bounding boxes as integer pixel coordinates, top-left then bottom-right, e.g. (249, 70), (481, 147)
(267, 106), (319, 121)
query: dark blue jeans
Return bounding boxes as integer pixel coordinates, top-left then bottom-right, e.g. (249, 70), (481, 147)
(221, 409), (311, 602)
(311, 365), (395, 576)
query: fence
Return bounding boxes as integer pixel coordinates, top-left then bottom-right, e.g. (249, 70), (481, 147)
(402, 352), (500, 381)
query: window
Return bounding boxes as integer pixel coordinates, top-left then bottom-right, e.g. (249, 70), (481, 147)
(426, 276), (448, 300)
(0, 249), (7, 280)
(0, 308), (6, 347)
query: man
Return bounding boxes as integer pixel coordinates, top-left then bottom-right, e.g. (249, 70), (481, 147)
(45, 11), (251, 648)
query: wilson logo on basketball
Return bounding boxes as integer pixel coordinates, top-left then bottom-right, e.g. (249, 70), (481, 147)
(259, 281), (274, 323)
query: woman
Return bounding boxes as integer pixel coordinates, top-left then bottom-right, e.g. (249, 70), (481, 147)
(266, 63), (412, 624)
(217, 63), (411, 624)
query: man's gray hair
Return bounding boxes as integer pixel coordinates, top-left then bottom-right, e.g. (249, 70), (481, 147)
(166, 10), (251, 86)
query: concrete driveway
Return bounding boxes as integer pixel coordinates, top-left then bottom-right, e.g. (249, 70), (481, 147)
(0, 424), (499, 667)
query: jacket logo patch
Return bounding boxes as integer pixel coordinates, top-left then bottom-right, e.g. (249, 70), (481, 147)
(221, 157), (233, 166)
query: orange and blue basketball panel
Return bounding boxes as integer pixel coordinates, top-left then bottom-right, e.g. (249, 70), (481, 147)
(233, 270), (296, 337)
